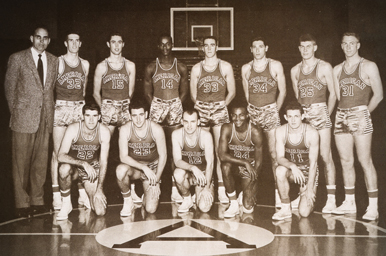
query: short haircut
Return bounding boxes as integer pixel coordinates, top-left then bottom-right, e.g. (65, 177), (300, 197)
(129, 98), (149, 113)
(183, 108), (200, 119)
(82, 103), (101, 115)
(32, 26), (50, 37)
(203, 35), (218, 45)
(284, 101), (304, 115)
(251, 37), (266, 46)
(66, 32), (81, 41)
(229, 99), (248, 113)
(159, 34), (173, 44)
(108, 32), (124, 42)
(342, 32), (360, 42)
(299, 34), (317, 45)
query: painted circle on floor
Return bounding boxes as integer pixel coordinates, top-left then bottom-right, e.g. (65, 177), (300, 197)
(96, 218), (274, 255)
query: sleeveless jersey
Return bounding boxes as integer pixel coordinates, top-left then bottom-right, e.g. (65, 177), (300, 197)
(248, 59), (278, 107)
(128, 120), (159, 163)
(197, 60), (227, 102)
(228, 123), (255, 165)
(152, 58), (181, 100)
(338, 58), (372, 108)
(101, 58), (130, 100)
(284, 124), (309, 166)
(68, 121), (101, 163)
(55, 56), (86, 101)
(297, 59), (327, 105)
(181, 128), (206, 171)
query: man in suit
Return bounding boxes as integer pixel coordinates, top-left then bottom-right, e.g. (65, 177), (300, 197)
(5, 27), (58, 218)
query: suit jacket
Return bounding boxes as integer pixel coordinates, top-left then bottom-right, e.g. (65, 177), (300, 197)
(5, 48), (58, 133)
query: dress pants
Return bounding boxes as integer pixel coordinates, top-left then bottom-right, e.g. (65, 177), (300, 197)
(12, 110), (50, 208)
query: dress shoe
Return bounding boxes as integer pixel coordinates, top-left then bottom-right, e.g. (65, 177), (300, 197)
(31, 205), (49, 215)
(15, 207), (33, 218)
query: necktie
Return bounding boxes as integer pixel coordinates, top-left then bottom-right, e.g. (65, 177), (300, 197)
(38, 54), (44, 86)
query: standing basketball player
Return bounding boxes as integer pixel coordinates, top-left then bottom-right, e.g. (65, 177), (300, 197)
(172, 109), (214, 213)
(190, 36), (236, 203)
(51, 33), (90, 211)
(291, 34), (337, 213)
(144, 35), (189, 203)
(56, 104), (111, 220)
(218, 102), (263, 217)
(116, 99), (167, 216)
(241, 37), (286, 208)
(93, 32), (136, 135)
(332, 33), (383, 220)
(273, 102), (319, 220)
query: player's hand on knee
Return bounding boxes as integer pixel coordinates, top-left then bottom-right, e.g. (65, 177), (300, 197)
(94, 188), (107, 208)
(84, 163), (97, 183)
(199, 187), (213, 206)
(143, 166), (157, 186)
(290, 166), (305, 186)
(147, 185), (161, 200)
(245, 162), (257, 181)
(191, 166), (206, 187)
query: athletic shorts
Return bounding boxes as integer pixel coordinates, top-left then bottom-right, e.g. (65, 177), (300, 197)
(237, 160), (256, 179)
(302, 103), (332, 130)
(54, 100), (85, 127)
(194, 100), (229, 127)
(334, 106), (373, 136)
(247, 103), (280, 132)
(289, 165), (319, 186)
(101, 99), (130, 127)
(149, 97), (182, 126)
(78, 161), (100, 182)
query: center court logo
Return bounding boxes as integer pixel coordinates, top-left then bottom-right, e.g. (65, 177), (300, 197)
(96, 219), (274, 255)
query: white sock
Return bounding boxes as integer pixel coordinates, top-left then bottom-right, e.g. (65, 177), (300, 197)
(345, 194), (355, 202)
(368, 197), (378, 210)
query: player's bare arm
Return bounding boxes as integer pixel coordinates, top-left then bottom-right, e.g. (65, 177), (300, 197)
(202, 130), (214, 189)
(80, 58), (90, 97)
(143, 62), (156, 105)
(304, 125), (319, 206)
(272, 60), (286, 110)
(172, 129), (207, 186)
(222, 61), (236, 106)
(151, 121), (167, 183)
(241, 63), (251, 102)
(93, 61), (107, 107)
(178, 62), (189, 102)
(319, 61), (336, 115)
(332, 64), (343, 101)
(125, 59), (136, 99)
(251, 124), (264, 177)
(362, 60), (383, 112)
(93, 124), (111, 207)
(189, 63), (200, 104)
(290, 64), (301, 99)
(57, 123), (98, 182)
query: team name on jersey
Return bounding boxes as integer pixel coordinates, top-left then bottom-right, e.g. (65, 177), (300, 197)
(182, 151), (205, 157)
(153, 73), (180, 83)
(103, 73), (129, 84)
(228, 144), (254, 152)
(198, 76), (226, 87)
(58, 71), (85, 85)
(248, 76), (276, 88)
(298, 79), (323, 90)
(128, 142), (156, 149)
(71, 144), (99, 151)
(339, 77), (367, 90)
(285, 148), (308, 154)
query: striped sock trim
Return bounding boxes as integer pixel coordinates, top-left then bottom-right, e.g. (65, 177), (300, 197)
(368, 189), (378, 198)
(52, 185), (60, 193)
(60, 189), (71, 197)
(121, 190), (131, 198)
